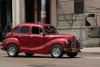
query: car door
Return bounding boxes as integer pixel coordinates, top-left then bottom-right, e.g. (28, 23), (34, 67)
(30, 26), (48, 51)
(19, 26), (30, 52)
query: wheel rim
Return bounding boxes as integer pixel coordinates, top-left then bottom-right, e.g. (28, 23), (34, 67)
(52, 47), (61, 57)
(8, 46), (16, 56)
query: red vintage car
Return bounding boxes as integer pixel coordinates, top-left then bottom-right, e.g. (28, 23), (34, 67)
(1, 23), (81, 58)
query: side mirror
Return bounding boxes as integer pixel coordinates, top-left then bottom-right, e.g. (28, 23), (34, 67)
(40, 32), (46, 36)
(43, 33), (46, 36)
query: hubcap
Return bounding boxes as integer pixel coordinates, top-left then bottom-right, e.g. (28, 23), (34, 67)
(52, 47), (61, 57)
(8, 47), (16, 56)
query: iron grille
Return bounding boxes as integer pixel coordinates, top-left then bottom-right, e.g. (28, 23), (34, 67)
(72, 38), (76, 48)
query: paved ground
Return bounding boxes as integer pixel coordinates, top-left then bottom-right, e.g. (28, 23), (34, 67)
(0, 47), (100, 67)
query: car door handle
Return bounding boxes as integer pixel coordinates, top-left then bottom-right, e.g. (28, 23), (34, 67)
(30, 36), (33, 37)
(18, 35), (20, 37)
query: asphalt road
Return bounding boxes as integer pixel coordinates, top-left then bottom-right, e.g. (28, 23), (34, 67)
(0, 49), (100, 67)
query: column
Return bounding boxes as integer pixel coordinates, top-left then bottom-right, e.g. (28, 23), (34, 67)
(20, 0), (25, 24)
(51, 0), (57, 27)
(12, 0), (25, 27)
(35, 0), (37, 22)
(41, 0), (46, 23)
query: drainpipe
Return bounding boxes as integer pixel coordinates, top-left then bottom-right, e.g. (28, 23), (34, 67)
(41, 0), (46, 24)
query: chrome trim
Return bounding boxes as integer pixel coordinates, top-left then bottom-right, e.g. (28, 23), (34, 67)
(52, 47), (61, 57)
(72, 38), (76, 48)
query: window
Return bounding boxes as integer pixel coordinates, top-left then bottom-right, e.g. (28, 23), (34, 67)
(44, 26), (57, 34)
(74, 0), (84, 14)
(13, 27), (20, 33)
(25, 0), (35, 22)
(20, 26), (30, 34)
(32, 27), (42, 34)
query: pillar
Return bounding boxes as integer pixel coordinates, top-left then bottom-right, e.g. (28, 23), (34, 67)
(51, 0), (57, 27)
(41, 0), (46, 23)
(35, 0), (37, 22)
(12, 0), (25, 27)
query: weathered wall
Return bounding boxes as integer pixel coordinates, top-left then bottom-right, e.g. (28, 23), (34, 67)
(56, 0), (100, 47)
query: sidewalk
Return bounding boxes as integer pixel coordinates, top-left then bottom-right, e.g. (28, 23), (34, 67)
(81, 47), (100, 52)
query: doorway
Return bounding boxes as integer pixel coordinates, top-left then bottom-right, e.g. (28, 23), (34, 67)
(25, 0), (51, 24)
(0, 0), (12, 31)
(46, 0), (51, 24)
(0, 0), (12, 41)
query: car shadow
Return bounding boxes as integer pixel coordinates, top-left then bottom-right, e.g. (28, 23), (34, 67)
(4, 55), (82, 59)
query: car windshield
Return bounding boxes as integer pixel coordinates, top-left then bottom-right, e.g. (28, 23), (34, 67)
(44, 26), (57, 34)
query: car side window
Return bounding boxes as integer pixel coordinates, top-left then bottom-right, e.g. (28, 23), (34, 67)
(32, 27), (43, 34)
(20, 26), (30, 34)
(13, 26), (20, 33)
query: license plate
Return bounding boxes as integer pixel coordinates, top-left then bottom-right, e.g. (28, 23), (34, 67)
(72, 48), (77, 52)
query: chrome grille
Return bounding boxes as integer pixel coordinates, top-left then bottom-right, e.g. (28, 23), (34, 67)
(72, 38), (76, 48)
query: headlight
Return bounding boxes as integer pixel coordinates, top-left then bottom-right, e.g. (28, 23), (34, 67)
(65, 39), (69, 45)
(77, 38), (81, 45)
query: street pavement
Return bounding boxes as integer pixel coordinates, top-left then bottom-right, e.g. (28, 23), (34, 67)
(0, 48), (100, 67)
(1, 44), (100, 67)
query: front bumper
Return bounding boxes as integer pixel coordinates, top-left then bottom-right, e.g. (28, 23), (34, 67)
(64, 48), (81, 53)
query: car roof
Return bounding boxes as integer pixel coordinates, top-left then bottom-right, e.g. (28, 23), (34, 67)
(16, 23), (51, 27)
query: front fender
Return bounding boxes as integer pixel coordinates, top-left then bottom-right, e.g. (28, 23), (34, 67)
(41, 38), (67, 54)
(49, 38), (66, 48)
(2, 37), (20, 51)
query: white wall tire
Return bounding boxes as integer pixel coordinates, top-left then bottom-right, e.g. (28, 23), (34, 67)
(50, 45), (63, 58)
(7, 44), (19, 57)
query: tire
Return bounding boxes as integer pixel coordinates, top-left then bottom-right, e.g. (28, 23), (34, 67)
(50, 45), (63, 58)
(25, 53), (34, 57)
(7, 44), (19, 57)
(67, 52), (78, 58)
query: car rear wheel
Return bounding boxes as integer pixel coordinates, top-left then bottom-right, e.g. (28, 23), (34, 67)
(67, 52), (78, 58)
(7, 44), (19, 57)
(25, 53), (34, 57)
(50, 45), (63, 58)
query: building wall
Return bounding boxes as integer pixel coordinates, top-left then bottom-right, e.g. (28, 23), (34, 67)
(12, 0), (55, 27)
(56, 0), (100, 47)
(11, 0), (100, 47)
(84, 0), (100, 47)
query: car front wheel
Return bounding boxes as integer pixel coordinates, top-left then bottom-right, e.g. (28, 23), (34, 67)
(7, 44), (19, 57)
(67, 52), (78, 58)
(50, 45), (63, 58)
